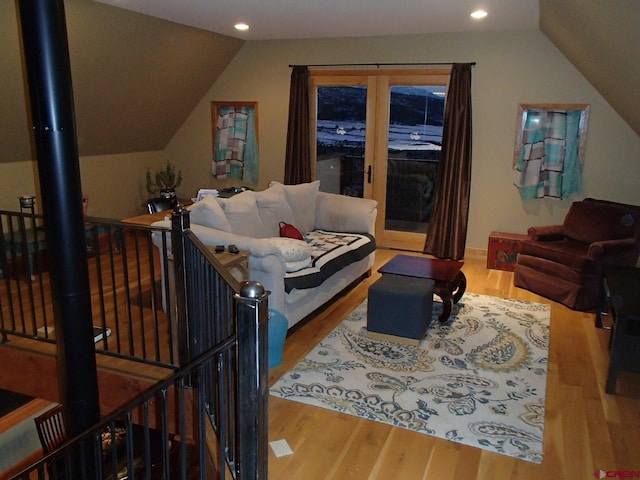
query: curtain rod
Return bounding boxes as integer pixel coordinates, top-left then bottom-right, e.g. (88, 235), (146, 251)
(289, 62), (476, 68)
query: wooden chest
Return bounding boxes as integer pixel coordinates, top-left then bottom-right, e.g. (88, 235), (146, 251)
(487, 231), (528, 272)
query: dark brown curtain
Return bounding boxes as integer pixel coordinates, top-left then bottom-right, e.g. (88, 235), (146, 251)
(284, 66), (311, 184)
(423, 63), (473, 260)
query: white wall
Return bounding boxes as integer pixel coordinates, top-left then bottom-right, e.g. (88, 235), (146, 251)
(166, 29), (640, 251)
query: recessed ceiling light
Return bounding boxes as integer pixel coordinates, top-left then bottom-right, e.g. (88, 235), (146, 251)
(470, 10), (488, 20)
(234, 23), (249, 31)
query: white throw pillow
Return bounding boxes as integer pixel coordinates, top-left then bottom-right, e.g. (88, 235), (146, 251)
(188, 195), (231, 232)
(268, 237), (312, 273)
(269, 180), (320, 233)
(217, 191), (265, 238)
(254, 186), (296, 237)
(284, 257), (312, 273)
(268, 237), (312, 261)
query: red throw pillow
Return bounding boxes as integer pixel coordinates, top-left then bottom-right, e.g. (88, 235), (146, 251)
(279, 221), (304, 241)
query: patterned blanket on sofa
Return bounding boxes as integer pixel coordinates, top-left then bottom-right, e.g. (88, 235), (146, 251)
(283, 230), (375, 292)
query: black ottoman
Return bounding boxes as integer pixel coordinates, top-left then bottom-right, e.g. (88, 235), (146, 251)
(367, 273), (435, 345)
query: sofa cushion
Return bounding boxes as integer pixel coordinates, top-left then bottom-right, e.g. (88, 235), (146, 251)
(315, 192), (377, 233)
(268, 237), (312, 272)
(188, 195), (231, 232)
(516, 254), (588, 285)
(217, 191), (265, 238)
(519, 238), (596, 272)
(254, 186), (296, 237)
(283, 258), (313, 273)
(268, 237), (312, 262)
(270, 180), (319, 233)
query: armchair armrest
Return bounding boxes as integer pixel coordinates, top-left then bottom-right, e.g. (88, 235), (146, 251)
(588, 237), (638, 262)
(527, 224), (565, 241)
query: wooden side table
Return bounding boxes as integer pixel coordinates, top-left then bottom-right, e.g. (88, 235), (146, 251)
(206, 248), (250, 283)
(122, 199), (193, 226)
(378, 254), (466, 323)
(168, 249), (249, 306)
(121, 211), (169, 226)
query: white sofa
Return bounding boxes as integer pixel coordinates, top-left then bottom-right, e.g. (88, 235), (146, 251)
(154, 181), (377, 329)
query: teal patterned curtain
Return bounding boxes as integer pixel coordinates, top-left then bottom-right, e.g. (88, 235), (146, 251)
(213, 105), (259, 183)
(515, 109), (583, 200)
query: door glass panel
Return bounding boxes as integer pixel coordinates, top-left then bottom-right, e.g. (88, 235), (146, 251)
(316, 86), (367, 197)
(385, 85), (445, 233)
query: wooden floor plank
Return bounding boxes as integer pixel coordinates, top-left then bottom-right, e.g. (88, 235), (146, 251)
(450, 445), (482, 480)
(323, 419), (388, 480)
(368, 427), (432, 479)
(475, 451), (517, 480)
(585, 396), (617, 471)
(420, 442), (460, 480)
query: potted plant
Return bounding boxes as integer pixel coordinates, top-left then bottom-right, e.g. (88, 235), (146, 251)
(146, 162), (183, 198)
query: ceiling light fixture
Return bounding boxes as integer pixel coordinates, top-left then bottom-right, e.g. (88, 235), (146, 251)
(234, 23), (249, 31)
(470, 10), (488, 20)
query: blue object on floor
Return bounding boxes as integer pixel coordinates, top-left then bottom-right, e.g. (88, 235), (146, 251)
(268, 309), (288, 368)
(367, 273), (435, 342)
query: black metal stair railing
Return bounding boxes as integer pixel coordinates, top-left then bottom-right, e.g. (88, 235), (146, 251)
(0, 209), (176, 367)
(8, 328), (260, 479)
(4, 205), (269, 479)
(170, 206), (269, 478)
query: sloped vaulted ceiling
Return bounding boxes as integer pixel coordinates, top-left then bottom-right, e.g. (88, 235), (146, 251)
(2, 0), (637, 164)
(0, 0), (244, 163)
(540, 0), (640, 136)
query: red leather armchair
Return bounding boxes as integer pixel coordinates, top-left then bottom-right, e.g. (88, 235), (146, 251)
(514, 198), (640, 311)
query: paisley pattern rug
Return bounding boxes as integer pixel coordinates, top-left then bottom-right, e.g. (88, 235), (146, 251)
(270, 293), (550, 463)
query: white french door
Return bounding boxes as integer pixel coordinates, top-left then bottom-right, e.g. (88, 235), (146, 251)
(311, 69), (450, 250)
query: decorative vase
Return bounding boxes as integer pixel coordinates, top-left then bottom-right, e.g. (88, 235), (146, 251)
(268, 309), (288, 368)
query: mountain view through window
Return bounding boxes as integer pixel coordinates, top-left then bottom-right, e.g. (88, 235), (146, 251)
(316, 84), (445, 233)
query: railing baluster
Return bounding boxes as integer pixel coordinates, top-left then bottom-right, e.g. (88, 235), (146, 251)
(107, 226), (122, 354)
(30, 212), (49, 333)
(91, 223), (110, 351)
(18, 214), (37, 330)
(159, 388), (171, 480)
(146, 230), (162, 362)
(132, 231), (147, 359)
(8, 216), (27, 332)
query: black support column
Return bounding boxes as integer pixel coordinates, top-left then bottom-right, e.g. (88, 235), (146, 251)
(16, 0), (100, 475)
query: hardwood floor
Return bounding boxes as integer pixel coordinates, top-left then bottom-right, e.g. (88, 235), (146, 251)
(267, 249), (640, 480)
(2, 246), (638, 478)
